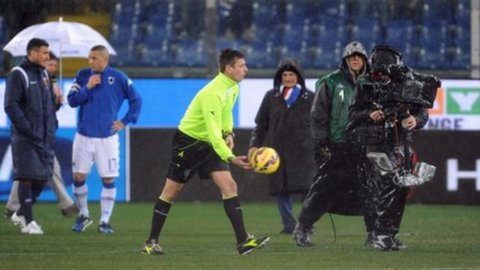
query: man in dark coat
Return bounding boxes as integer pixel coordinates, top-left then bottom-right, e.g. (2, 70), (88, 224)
(293, 41), (372, 247)
(4, 38), (56, 234)
(4, 52), (78, 219)
(249, 58), (315, 234)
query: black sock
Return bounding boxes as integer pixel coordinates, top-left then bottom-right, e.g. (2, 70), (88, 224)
(31, 181), (45, 205)
(223, 196), (248, 244)
(18, 181), (33, 224)
(147, 198), (172, 242)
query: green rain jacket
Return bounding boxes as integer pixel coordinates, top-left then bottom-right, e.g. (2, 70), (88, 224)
(311, 61), (367, 147)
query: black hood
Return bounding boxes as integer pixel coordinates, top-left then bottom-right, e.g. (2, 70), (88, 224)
(273, 58), (306, 91)
(370, 45), (403, 73)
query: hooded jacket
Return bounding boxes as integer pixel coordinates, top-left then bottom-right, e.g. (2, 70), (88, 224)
(250, 59), (315, 195)
(311, 49), (369, 149)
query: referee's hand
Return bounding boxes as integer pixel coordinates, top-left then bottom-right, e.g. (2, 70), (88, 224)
(230, 156), (252, 170)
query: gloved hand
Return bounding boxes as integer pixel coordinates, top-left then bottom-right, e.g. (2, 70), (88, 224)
(314, 145), (331, 168)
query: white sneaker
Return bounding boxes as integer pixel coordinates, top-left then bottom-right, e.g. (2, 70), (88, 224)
(11, 212), (26, 228)
(21, 221), (44, 235)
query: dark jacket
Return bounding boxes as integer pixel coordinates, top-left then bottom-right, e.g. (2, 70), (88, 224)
(250, 59), (315, 195)
(348, 66), (429, 146)
(4, 59), (56, 181)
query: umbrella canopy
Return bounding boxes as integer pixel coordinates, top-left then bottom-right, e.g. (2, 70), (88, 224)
(3, 18), (116, 58)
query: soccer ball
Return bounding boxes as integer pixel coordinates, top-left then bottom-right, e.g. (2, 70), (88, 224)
(250, 147), (280, 174)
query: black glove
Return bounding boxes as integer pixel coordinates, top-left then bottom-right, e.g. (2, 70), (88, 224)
(314, 145), (331, 168)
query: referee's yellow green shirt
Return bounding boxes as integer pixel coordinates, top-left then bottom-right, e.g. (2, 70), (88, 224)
(179, 72), (238, 161)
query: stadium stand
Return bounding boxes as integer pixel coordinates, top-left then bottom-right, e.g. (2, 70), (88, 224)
(105, 0), (471, 71)
(0, 0), (472, 76)
(0, 16), (7, 66)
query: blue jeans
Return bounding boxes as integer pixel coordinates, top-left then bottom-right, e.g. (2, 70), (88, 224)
(277, 195), (296, 232)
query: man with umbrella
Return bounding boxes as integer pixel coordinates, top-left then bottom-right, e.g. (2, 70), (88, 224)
(5, 38), (57, 234)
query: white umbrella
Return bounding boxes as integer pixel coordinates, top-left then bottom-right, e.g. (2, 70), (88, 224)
(3, 17), (116, 57)
(3, 17), (116, 84)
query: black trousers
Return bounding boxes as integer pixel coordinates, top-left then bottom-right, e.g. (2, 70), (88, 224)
(364, 143), (410, 237)
(298, 144), (373, 231)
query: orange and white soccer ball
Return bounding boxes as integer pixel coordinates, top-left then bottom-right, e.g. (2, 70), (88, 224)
(250, 147), (280, 174)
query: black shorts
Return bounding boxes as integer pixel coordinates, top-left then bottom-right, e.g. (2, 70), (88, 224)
(167, 130), (229, 183)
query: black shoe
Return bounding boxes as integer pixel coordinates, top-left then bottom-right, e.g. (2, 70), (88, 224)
(237, 235), (270, 255)
(292, 223), (314, 247)
(372, 235), (401, 251)
(97, 222), (114, 234)
(142, 239), (164, 255)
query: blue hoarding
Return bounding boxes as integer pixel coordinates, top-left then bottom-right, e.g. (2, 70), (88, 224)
(0, 78), (218, 202)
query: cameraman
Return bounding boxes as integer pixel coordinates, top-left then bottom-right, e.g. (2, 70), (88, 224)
(348, 45), (437, 251)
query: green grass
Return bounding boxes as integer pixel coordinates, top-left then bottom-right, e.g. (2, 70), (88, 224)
(1, 202), (479, 270)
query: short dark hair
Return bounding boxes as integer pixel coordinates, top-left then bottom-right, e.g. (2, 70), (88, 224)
(90, 44), (110, 60)
(26, 38), (49, 54)
(219, 48), (244, 72)
(48, 51), (58, 61)
(91, 44), (108, 53)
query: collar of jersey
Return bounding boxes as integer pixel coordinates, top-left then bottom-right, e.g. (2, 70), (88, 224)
(218, 72), (237, 88)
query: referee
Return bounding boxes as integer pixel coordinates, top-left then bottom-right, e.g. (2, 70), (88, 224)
(142, 48), (269, 256)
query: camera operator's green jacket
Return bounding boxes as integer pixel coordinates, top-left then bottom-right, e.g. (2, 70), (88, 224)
(312, 68), (366, 147)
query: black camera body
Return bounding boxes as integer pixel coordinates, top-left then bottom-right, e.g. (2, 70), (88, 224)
(371, 64), (440, 121)
(349, 64), (440, 145)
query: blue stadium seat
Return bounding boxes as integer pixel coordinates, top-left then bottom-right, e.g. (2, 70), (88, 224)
(110, 45), (137, 67)
(109, 0), (146, 67)
(415, 41), (446, 70)
(313, 40), (342, 69)
(416, 10), (452, 69)
(385, 20), (414, 53)
(144, 22), (173, 49)
(285, 1), (309, 26)
(110, 23), (132, 46)
(422, 0), (454, 23)
(454, 0), (470, 26)
(449, 46), (470, 69)
(216, 37), (240, 53)
(172, 39), (206, 67)
(242, 42), (276, 68)
(139, 43), (172, 67)
(318, 14), (348, 45)
(350, 19), (383, 50)
(252, 1), (281, 28)
(0, 16), (7, 44)
(282, 24), (307, 52)
(321, 0), (347, 19)
(104, 0), (472, 70)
